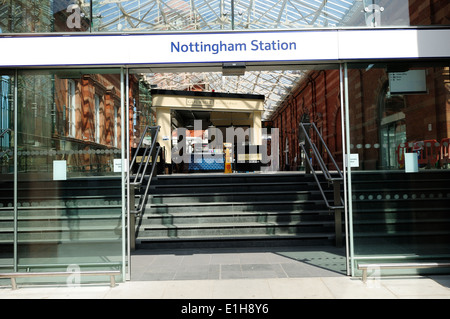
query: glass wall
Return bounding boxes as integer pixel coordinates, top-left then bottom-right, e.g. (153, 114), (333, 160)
(0, 68), (126, 285)
(346, 61), (450, 275)
(0, 71), (14, 278)
(0, 1), (448, 34)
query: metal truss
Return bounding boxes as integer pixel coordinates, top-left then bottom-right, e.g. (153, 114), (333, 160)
(94, 0), (358, 32)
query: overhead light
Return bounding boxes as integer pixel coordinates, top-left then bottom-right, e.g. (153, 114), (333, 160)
(222, 62), (246, 76)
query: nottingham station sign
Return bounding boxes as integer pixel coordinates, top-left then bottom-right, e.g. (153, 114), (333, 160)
(0, 28), (449, 67)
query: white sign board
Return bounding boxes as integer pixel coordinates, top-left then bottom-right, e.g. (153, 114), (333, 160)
(1, 29), (449, 67)
(347, 154), (360, 168)
(389, 70), (427, 94)
(404, 152), (419, 173)
(114, 159), (123, 173)
(53, 160), (67, 180)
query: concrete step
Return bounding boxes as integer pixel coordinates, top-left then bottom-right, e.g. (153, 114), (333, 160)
(135, 172), (336, 248)
(139, 210), (332, 225)
(146, 199), (327, 214)
(136, 233), (335, 249)
(138, 220), (335, 238)
(148, 190), (327, 204)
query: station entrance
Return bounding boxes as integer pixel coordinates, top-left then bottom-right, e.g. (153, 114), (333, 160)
(2, 28), (448, 286)
(126, 63), (349, 280)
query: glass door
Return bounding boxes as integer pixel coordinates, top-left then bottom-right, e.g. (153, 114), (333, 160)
(12, 68), (126, 285)
(345, 61), (450, 277)
(0, 71), (15, 278)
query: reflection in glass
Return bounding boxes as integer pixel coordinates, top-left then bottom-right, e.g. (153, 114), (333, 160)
(0, 1), (91, 33)
(0, 73), (14, 274)
(348, 63), (450, 275)
(14, 69), (124, 284)
(1, 1), (448, 34)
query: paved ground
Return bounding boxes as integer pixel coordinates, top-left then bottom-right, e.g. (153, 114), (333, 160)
(1, 246), (450, 300)
(130, 246), (347, 281)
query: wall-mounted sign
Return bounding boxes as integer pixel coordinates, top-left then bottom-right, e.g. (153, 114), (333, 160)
(114, 158), (123, 173)
(405, 153), (419, 173)
(347, 154), (360, 168)
(53, 160), (67, 180)
(389, 70), (427, 95)
(186, 98), (214, 107)
(0, 29), (449, 67)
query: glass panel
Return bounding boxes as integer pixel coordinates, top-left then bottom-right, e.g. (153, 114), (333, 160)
(0, 71), (14, 278)
(15, 69), (124, 285)
(1, 1), (448, 34)
(347, 61), (450, 276)
(0, 0), (91, 33)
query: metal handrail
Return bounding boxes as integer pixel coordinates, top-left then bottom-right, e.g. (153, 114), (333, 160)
(0, 128), (11, 138)
(0, 270), (121, 289)
(132, 146), (161, 216)
(129, 125), (161, 216)
(130, 126), (160, 184)
(299, 122), (344, 209)
(299, 122), (344, 247)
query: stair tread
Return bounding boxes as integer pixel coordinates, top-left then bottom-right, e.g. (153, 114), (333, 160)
(144, 209), (331, 217)
(142, 220), (335, 229)
(137, 233), (334, 241)
(152, 181), (319, 187)
(149, 190), (325, 197)
(147, 199), (326, 207)
(0, 204), (122, 210)
(0, 214), (121, 220)
(0, 225), (119, 232)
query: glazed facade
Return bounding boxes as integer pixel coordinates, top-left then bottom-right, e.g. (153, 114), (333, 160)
(0, 1), (450, 284)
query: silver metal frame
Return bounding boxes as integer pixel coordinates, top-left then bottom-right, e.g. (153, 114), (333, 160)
(13, 70), (18, 273)
(339, 64), (350, 276)
(342, 63), (355, 277)
(0, 270), (121, 290)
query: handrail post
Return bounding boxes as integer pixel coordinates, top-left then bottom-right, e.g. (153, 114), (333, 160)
(299, 123), (311, 174)
(129, 185), (136, 251)
(333, 181), (343, 247)
(304, 139), (311, 175)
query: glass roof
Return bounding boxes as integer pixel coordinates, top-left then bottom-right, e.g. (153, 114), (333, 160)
(93, 1), (359, 120)
(94, 0), (359, 31)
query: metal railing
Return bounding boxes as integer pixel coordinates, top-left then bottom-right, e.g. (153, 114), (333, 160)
(299, 122), (344, 247)
(358, 262), (450, 283)
(0, 128), (11, 139)
(0, 129), (12, 161)
(128, 126), (161, 250)
(0, 270), (121, 289)
(129, 125), (161, 216)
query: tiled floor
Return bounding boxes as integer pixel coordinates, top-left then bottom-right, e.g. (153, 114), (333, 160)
(130, 246), (348, 281)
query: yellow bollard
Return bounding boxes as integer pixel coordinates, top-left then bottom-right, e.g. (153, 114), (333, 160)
(224, 143), (232, 174)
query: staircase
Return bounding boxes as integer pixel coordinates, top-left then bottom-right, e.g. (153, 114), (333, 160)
(0, 177), (122, 251)
(134, 172), (339, 249)
(351, 170), (450, 254)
